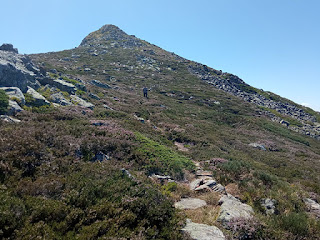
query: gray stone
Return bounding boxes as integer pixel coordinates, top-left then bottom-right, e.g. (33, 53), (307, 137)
(0, 87), (25, 105)
(89, 93), (100, 100)
(103, 104), (113, 110)
(0, 50), (40, 92)
(304, 198), (320, 218)
(0, 115), (21, 123)
(175, 198), (207, 210)
(150, 174), (172, 180)
(8, 100), (23, 115)
(91, 151), (110, 162)
(70, 95), (94, 109)
(0, 44), (18, 53)
(260, 198), (277, 215)
(26, 87), (50, 106)
(218, 194), (254, 225)
(249, 143), (266, 151)
(50, 92), (72, 106)
(91, 79), (111, 89)
(182, 219), (225, 240)
(53, 79), (77, 94)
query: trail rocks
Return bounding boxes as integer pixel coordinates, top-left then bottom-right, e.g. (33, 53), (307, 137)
(26, 86), (50, 106)
(218, 194), (254, 225)
(182, 219), (225, 240)
(175, 198), (207, 210)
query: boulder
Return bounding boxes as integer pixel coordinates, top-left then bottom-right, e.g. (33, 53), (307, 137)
(181, 219), (225, 240)
(50, 92), (72, 106)
(249, 143), (266, 151)
(0, 115), (21, 123)
(218, 194), (254, 225)
(103, 104), (113, 110)
(91, 151), (110, 162)
(0, 87), (25, 105)
(26, 87), (50, 106)
(304, 198), (320, 218)
(53, 79), (77, 94)
(260, 198), (277, 215)
(0, 43), (18, 53)
(70, 95), (94, 109)
(175, 198), (207, 210)
(8, 100), (23, 115)
(91, 79), (111, 89)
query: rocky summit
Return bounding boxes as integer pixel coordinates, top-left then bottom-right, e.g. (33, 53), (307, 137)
(1, 25), (320, 240)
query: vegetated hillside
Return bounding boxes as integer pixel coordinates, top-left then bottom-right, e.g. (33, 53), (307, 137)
(0, 25), (319, 239)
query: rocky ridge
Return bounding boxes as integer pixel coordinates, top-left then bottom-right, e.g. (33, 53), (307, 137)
(188, 63), (320, 139)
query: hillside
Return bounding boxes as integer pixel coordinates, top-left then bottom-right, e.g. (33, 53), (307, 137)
(0, 25), (320, 239)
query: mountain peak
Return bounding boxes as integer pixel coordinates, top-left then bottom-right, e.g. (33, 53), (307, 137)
(79, 24), (144, 48)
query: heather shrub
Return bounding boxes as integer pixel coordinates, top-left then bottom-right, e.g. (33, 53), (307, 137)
(228, 217), (264, 239)
(278, 212), (309, 237)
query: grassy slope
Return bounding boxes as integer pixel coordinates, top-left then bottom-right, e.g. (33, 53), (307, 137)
(2, 40), (319, 238)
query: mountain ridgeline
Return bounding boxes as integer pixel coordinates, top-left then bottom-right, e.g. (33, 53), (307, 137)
(1, 25), (320, 239)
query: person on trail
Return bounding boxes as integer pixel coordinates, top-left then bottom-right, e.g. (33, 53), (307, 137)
(143, 87), (148, 98)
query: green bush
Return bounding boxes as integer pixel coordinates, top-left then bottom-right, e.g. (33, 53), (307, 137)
(0, 90), (9, 114)
(279, 212), (309, 236)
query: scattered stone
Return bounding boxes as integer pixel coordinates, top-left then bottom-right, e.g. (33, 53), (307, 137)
(121, 168), (133, 179)
(260, 198), (277, 215)
(304, 198), (320, 218)
(196, 170), (213, 177)
(91, 79), (111, 89)
(174, 198), (207, 210)
(26, 86), (50, 106)
(0, 87), (25, 105)
(70, 95), (94, 109)
(181, 219), (225, 240)
(150, 174), (172, 180)
(0, 115), (21, 123)
(50, 92), (72, 106)
(218, 194), (254, 226)
(89, 93), (100, 100)
(133, 114), (145, 123)
(91, 151), (110, 162)
(103, 104), (113, 110)
(249, 143), (266, 151)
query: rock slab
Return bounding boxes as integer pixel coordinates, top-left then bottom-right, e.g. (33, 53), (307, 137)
(182, 219), (225, 240)
(218, 194), (254, 225)
(175, 198), (207, 210)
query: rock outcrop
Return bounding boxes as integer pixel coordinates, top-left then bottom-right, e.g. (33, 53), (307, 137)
(0, 46), (42, 92)
(0, 87), (25, 105)
(26, 87), (50, 106)
(188, 63), (320, 140)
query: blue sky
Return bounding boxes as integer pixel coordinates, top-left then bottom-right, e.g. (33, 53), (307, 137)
(2, 0), (320, 111)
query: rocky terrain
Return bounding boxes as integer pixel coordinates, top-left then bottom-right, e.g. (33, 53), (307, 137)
(1, 25), (320, 239)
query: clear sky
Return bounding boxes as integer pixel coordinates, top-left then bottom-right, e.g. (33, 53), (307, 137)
(1, 0), (320, 111)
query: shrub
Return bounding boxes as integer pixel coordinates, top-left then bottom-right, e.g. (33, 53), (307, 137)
(279, 212), (309, 236)
(0, 89), (9, 114)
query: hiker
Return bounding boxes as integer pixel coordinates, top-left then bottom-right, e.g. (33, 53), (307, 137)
(143, 87), (148, 98)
